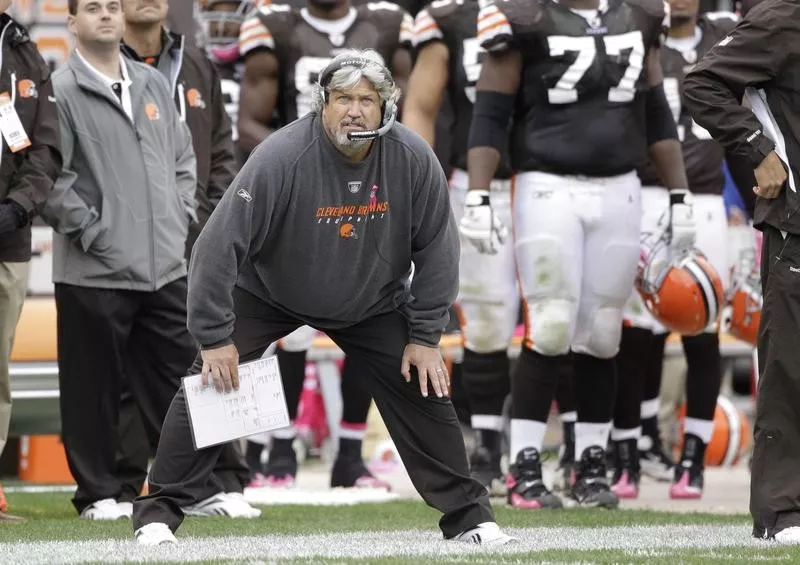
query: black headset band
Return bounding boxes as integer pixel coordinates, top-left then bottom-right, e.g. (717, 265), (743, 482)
(317, 57), (394, 92)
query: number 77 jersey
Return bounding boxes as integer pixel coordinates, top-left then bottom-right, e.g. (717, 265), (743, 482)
(478, 0), (668, 177)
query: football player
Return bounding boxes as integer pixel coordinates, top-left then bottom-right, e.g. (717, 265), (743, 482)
(466, 0), (693, 508)
(198, 0), (254, 165)
(237, 0), (413, 490)
(403, 0), (576, 504)
(612, 0), (739, 500)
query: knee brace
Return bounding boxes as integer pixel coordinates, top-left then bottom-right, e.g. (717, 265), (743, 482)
(460, 299), (518, 353)
(573, 306), (624, 359)
(529, 299), (575, 357)
(280, 325), (316, 352)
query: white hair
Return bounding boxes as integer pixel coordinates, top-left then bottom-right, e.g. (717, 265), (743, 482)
(310, 49), (400, 114)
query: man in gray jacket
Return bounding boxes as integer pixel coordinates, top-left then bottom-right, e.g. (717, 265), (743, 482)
(39, 0), (201, 521)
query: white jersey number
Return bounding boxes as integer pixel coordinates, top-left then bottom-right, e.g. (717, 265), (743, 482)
(663, 77), (713, 142)
(462, 37), (486, 103)
(546, 31), (645, 105)
(294, 56), (333, 118)
(220, 78), (241, 142)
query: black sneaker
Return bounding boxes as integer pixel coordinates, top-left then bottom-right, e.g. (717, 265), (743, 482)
(470, 446), (506, 497)
(259, 444), (298, 488)
(570, 445), (619, 509)
(506, 447), (563, 509)
(330, 456), (391, 490)
(610, 438), (640, 499)
(669, 433), (705, 499)
(638, 432), (674, 482)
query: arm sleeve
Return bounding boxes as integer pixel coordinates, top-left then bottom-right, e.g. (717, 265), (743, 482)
(239, 12), (275, 57)
(38, 99), (102, 252)
(207, 63), (237, 210)
(406, 144), (460, 347)
(187, 144), (279, 347)
(174, 113), (198, 223)
(6, 66), (62, 217)
(683, 14), (787, 168)
(411, 8), (444, 49)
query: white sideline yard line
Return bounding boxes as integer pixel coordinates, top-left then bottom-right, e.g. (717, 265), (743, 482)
(0, 525), (763, 563)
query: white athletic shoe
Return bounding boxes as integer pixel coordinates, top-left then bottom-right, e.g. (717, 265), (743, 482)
(451, 522), (517, 546)
(775, 527), (800, 544)
(135, 522), (177, 546)
(116, 501), (133, 519)
(181, 492), (262, 518)
(80, 498), (124, 520)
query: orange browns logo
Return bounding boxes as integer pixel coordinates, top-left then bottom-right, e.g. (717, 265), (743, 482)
(144, 103), (160, 121)
(17, 79), (38, 99)
(186, 88), (206, 109)
(339, 223), (357, 239)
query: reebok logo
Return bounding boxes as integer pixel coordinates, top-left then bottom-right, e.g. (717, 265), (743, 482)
(747, 130), (762, 143)
(237, 188), (253, 202)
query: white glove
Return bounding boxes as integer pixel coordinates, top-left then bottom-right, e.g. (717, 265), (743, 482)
(667, 189), (696, 255)
(458, 189), (508, 255)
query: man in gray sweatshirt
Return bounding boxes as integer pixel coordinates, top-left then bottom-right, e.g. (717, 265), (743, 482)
(133, 48), (512, 547)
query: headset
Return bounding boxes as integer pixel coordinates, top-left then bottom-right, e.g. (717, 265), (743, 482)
(316, 57), (398, 140)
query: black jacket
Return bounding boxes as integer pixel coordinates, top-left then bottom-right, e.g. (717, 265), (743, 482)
(122, 30), (237, 252)
(0, 14), (61, 262)
(684, 0), (800, 233)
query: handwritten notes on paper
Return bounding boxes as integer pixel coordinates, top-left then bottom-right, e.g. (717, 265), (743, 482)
(184, 356), (290, 450)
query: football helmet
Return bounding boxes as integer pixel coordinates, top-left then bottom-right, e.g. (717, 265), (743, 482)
(722, 247), (762, 346)
(198, 0), (254, 64)
(636, 229), (725, 336)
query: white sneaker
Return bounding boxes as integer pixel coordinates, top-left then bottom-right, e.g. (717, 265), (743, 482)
(451, 522), (517, 546)
(80, 498), (124, 520)
(775, 527), (800, 544)
(116, 501), (133, 519)
(181, 492), (262, 518)
(135, 522), (177, 546)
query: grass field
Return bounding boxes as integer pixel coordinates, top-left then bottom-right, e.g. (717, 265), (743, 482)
(0, 492), (795, 564)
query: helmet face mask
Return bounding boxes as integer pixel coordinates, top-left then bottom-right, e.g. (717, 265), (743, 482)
(199, 1), (253, 47)
(723, 248), (763, 345)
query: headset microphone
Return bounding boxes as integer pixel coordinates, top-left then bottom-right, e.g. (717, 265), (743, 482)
(346, 104), (397, 141)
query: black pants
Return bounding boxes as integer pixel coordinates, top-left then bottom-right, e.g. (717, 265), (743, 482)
(115, 385), (250, 501)
(751, 226), (800, 538)
(55, 279), (197, 513)
(133, 287), (493, 537)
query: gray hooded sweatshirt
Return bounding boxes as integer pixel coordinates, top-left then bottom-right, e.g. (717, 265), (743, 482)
(188, 112), (459, 348)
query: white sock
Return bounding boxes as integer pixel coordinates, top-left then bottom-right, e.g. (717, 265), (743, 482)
(339, 421), (366, 440)
(611, 426), (641, 441)
(560, 410), (577, 423)
(575, 422), (611, 461)
(271, 425), (297, 440)
(510, 419), (547, 462)
(684, 417), (714, 444)
(471, 414), (504, 431)
(640, 398), (660, 420)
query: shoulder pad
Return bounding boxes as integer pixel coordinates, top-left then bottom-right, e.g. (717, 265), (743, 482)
(702, 11), (739, 37)
(413, 7), (446, 48)
(360, 3), (415, 47)
(477, 0), (541, 52)
(239, 4), (296, 56)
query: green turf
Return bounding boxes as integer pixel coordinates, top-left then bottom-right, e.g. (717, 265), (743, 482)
(2, 492), (783, 564)
(1, 492), (750, 543)
(81, 546), (800, 565)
